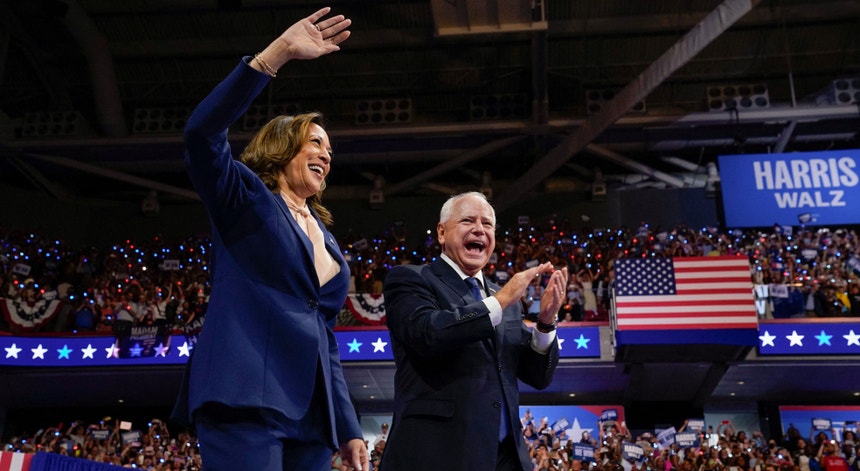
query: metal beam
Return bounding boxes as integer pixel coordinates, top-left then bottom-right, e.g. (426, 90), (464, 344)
(586, 144), (686, 188)
(494, 0), (761, 211)
(549, 1), (859, 37)
(0, 2), (64, 105)
(531, 29), (549, 125)
(7, 156), (73, 200)
(22, 153), (200, 201)
(773, 121), (797, 154)
(660, 156), (703, 173)
(386, 136), (525, 196)
(62, 0), (127, 137)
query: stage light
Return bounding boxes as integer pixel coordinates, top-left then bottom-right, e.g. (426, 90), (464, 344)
(141, 190), (160, 217)
(830, 78), (860, 105)
(132, 107), (191, 134)
(704, 162), (720, 198)
(369, 176), (385, 209)
(480, 171), (493, 200)
(706, 83), (769, 112)
(242, 103), (301, 131)
(469, 94), (527, 120)
(355, 98), (412, 125)
(590, 168), (606, 201)
(21, 111), (90, 138)
(585, 89), (645, 115)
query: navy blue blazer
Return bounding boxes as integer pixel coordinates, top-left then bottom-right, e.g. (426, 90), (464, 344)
(381, 259), (559, 471)
(174, 58), (361, 447)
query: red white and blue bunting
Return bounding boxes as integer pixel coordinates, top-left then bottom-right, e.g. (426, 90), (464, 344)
(344, 293), (386, 325)
(1, 297), (64, 331)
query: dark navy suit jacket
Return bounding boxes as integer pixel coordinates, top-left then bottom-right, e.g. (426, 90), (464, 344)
(174, 58), (361, 447)
(381, 259), (559, 471)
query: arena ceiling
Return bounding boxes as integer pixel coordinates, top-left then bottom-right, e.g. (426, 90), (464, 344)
(1, 0), (859, 211)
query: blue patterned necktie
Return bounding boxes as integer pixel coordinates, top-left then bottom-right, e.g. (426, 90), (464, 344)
(465, 276), (483, 301)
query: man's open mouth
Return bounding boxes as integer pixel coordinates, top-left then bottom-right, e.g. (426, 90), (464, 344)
(465, 241), (485, 252)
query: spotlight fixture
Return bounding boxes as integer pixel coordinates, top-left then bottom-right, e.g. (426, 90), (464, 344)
(132, 107), (191, 134)
(706, 83), (769, 112)
(470, 94), (528, 120)
(242, 103), (301, 131)
(21, 111), (89, 138)
(355, 98), (412, 125)
(585, 89), (645, 115)
(831, 78), (860, 105)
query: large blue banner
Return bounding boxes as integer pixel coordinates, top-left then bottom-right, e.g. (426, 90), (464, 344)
(718, 149), (860, 227)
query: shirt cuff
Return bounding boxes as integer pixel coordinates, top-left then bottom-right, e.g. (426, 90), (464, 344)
(531, 329), (557, 354)
(483, 296), (503, 327)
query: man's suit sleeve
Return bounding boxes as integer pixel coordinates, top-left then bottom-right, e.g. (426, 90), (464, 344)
(517, 329), (559, 390)
(384, 265), (496, 358)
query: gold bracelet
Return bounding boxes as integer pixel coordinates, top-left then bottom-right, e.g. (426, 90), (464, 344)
(254, 53), (277, 78)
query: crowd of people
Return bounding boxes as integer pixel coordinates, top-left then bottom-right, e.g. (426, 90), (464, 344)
(521, 418), (859, 471)
(0, 230), (212, 334)
(2, 416), (201, 470)
(1, 221), (858, 334)
(4, 414), (858, 471)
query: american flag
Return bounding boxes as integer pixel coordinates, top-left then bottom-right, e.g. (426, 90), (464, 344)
(613, 256), (756, 330)
(0, 451), (33, 471)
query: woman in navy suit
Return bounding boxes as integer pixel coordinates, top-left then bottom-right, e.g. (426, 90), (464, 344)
(172, 7), (367, 471)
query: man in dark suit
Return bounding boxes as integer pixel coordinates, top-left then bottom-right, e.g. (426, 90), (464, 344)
(381, 191), (568, 471)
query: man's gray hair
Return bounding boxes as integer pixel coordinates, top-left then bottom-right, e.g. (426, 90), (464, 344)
(439, 191), (495, 225)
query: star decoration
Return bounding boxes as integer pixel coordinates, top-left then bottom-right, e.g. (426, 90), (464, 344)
(844, 330), (860, 346)
(31, 344), (48, 360)
(557, 337), (565, 350)
(129, 343), (144, 357)
(814, 330), (832, 346)
(57, 344), (72, 359)
(347, 338), (362, 353)
(177, 342), (192, 357)
(154, 343), (169, 357)
(786, 330), (804, 347)
(574, 334), (591, 349)
(759, 331), (776, 347)
(81, 344), (97, 359)
(4, 343), (22, 359)
(371, 337), (388, 353)
(564, 417), (594, 444)
(105, 343), (120, 359)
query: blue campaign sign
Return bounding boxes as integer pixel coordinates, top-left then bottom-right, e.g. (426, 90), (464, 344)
(813, 418), (832, 431)
(621, 442), (645, 461)
(718, 149), (860, 227)
(675, 431), (699, 447)
(573, 443), (595, 461)
(601, 409), (619, 422)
